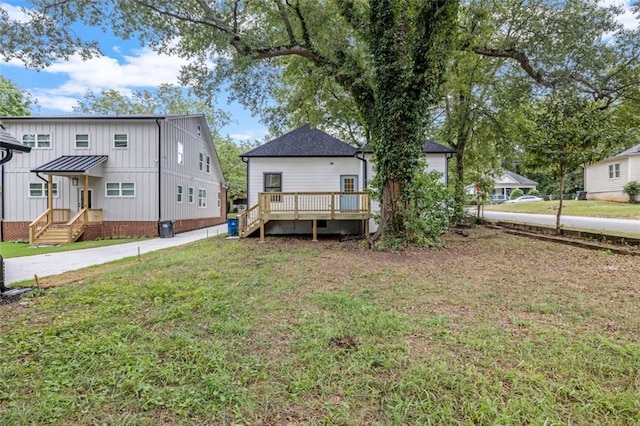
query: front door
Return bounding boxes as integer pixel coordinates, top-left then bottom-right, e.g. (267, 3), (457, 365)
(340, 175), (359, 211)
(79, 189), (93, 209)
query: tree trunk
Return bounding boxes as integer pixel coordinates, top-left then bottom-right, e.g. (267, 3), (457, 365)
(377, 179), (407, 238)
(556, 174), (564, 235)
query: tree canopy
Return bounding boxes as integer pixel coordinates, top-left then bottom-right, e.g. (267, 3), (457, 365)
(0, 76), (33, 116)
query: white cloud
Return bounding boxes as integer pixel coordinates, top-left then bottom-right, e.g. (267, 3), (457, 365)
(601, 0), (639, 30)
(28, 47), (191, 111)
(227, 129), (268, 142)
(1, 2), (29, 22)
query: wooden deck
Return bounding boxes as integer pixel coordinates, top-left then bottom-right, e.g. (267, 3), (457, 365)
(239, 192), (371, 241)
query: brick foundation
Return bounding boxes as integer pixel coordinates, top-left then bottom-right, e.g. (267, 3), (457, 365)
(2, 221), (31, 242)
(2, 216), (226, 242)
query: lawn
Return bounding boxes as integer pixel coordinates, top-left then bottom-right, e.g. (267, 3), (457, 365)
(484, 200), (640, 219)
(0, 238), (149, 259)
(1, 229), (638, 424)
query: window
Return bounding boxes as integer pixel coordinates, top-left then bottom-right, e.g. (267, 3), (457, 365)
(114, 134), (128, 148)
(264, 173), (282, 202)
(264, 173), (282, 192)
(198, 189), (207, 207)
(29, 182), (58, 197)
(188, 187), (194, 203)
(609, 163), (621, 179)
(22, 134), (51, 148)
(177, 185), (183, 202)
(206, 155), (211, 173)
(217, 192), (221, 207)
(106, 182), (135, 197)
(75, 134), (89, 148)
(177, 142), (184, 165)
(199, 153), (204, 171)
(197, 125), (201, 137)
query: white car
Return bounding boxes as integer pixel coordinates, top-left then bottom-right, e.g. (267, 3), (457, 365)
(505, 195), (544, 203)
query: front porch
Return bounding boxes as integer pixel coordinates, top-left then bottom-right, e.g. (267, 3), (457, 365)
(238, 192), (371, 241)
(29, 155), (108, 245)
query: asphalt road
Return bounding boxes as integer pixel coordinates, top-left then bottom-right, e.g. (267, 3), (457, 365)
(479, 210), (640, 235)
(4, 223), (229, 286)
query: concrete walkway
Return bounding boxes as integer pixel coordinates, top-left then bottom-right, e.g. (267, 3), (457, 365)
(4, 223), (229, 286)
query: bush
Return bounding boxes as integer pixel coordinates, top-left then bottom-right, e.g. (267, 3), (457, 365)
(510, 188), (524, 199)
(623, 181), (640, 204)
(529, 189), (540, 196)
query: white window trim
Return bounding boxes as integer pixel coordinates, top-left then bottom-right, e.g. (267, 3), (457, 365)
(188, 186), (194, 204)
(113, 133), (129, 149)
(22, 133), (52, 149)
(198, 152), (204, 171)
(177, 185), (183, 203)
(609, 163), (621, 179)
(206, 155), (211, 173)
(75, 133), (90, 149)
(198, 188), (207, 208)
(28, 182), (59, 198)
(105, 182), (136, 198)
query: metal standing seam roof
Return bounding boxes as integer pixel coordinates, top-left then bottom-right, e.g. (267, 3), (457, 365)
(0, 128), (31, 153)
(31, 155), (109, 173)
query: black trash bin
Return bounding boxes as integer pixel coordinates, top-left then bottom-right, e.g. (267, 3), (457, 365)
(0, 254), (6, 292)
(159, 220), (175, 238)
(227, 218), (239, 236)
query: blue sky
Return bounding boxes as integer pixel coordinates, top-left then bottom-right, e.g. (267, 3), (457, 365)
(0, 1), (268, 143)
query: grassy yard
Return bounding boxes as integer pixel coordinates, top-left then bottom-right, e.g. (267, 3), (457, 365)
(1, 230), (638, 424)
(0, 238), (149, 259)
(484, 200), (640, 219)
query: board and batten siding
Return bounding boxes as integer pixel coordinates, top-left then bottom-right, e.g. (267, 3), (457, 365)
(247, 157), (362, 207)
(160, 116), (225, 221)
(1, 118), (161, 222)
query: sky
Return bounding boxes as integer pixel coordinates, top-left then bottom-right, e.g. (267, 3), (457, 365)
(0, 1), (269, 143)
(0, 1), (638, 144)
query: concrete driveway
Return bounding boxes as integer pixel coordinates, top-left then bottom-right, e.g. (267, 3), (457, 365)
(479, 210), (640, 235)
(4, 223), (229, 286)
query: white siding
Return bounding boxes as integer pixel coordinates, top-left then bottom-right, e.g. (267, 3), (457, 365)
(585, 157), (629, 193)
(247, 157), (361, 206)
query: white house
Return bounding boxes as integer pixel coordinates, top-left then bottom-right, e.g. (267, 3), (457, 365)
(0, 115), (226, 243)
(584, 143), (640, 202)
(239, 124), (454, 238)
(491, 170), (538, 198)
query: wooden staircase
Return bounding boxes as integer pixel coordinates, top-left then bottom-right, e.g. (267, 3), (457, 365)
(31, 224), (86, 245)
(29, 208), (102, 245)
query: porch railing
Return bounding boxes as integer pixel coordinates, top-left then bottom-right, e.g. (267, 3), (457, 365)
(238, 192), (371, 240)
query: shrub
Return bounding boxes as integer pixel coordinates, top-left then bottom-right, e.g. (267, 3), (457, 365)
(510, 188), (524, 199)
(529, 189), (540, 196)
(623, 181), (640, 204)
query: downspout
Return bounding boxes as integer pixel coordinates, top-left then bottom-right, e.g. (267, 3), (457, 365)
(355, 151), (368, 189)
(156, 119), (162, 234)
(355, 150), (368, 235)
(242, 156), (249, 206)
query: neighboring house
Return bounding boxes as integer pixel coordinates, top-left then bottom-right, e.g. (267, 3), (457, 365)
(584, 143), (640, 202)
(239, 124), (454, 238)
(491, 170), (538, 198)
(1, 115), (226, 243)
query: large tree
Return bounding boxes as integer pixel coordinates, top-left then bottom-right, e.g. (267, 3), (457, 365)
(0, 76), (33, 116)
(1, 0), (459, 245)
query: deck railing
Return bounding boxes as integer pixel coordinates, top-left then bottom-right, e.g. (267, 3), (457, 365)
(239, 192), (371, 240)
(259, 192), (369, 216)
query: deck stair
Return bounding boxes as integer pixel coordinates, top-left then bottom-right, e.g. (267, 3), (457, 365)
(238, 192), (370, 241)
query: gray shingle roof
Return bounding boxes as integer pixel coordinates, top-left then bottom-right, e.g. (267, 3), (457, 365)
(503, 170), (538, 186)
(360, 139), (455, 154)
(241, 125), (357, 157)
(32, 155), (108, 173)
(0, 128), (31, 153)
(615, 143), (640, 157)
